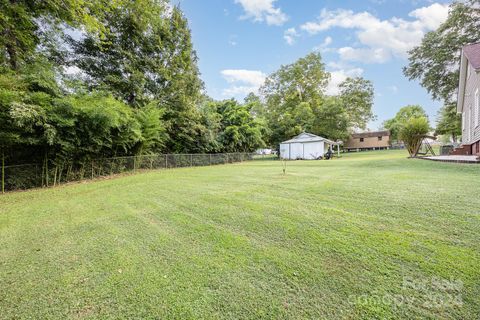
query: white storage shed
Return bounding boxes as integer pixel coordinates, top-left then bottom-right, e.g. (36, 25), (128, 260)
(279, 132), (340, 160)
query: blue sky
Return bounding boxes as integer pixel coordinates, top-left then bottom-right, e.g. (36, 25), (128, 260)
(175, 0), (452, 129)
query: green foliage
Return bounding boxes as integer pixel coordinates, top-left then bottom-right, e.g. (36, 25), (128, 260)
(383, 105), (428, 141)
(404, 0), (480, 103)
(260, 53), (374, 147)
(1, 1), (261, 168)
(398, 117), (430, 156)
(0, 0), (113, 70)
(68, 3), (205, 153)
(219, 100), (265, 152)
(0, 56), (170, 169)
(338, 77), (375, 130)
(403, 1), (479, 147)
(201, 99), (266, 153)
(244, 92), (264, 118)
(260, 53), (328, 146)
(261, 52), (329, 103)
(135, 104), (167, 155)
(311, 97), (350, 141)
(57, 93), (142, 159)
(435, 103), (461, 143)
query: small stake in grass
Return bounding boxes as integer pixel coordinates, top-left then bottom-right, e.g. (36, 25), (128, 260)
(282, 159), (287, 175)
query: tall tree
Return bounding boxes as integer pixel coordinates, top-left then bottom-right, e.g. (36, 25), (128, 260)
(69, 3), (205, 152)
(311, 97), (349, 141)
(244, 92), (264, 118)
(404, 1), (479, 143)
(403, 0), (480, 103)
(215, 99), (265, 152)
(260, 52), (331, 147)
(0, 0), (112, 70)
(435, 103), (461, 143)
(338, 77), (375, 130)
(260, 53), (374, 147)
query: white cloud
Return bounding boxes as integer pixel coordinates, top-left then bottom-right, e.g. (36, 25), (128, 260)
(338, 47), (391, 63)
(388, 85), (399, 93)
(409, 3), (450, 30)
(228, 35), (238, 46)
(313, 36), (334, 52)
(326, 67), (364, 95)
(300, 3), (449, 63)
(221, 69), (266, 97)
(322, 36), (333, 47)
(283, 28), (299, 45)
(235, 0), (288, 26)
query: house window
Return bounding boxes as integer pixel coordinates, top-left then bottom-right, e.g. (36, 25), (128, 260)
(475, 88), (479, 128)
(378, 136), (382, 141)
(359, 138), (364, 142)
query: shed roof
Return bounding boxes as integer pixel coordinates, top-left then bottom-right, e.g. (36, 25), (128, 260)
(281, 132), (338, 145)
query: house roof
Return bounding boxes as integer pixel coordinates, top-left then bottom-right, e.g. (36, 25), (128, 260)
(464, 42), (480, 71)
(351, 130), (390, 138)
(457, 42), (480, 113)
(281, 132), (338, 145)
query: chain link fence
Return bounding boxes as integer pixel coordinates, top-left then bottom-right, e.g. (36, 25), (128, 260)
(1, 153), (254, 193)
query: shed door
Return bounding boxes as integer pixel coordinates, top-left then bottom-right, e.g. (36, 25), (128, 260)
(290, 143), (303, 159)
(304, 142), (323, 159)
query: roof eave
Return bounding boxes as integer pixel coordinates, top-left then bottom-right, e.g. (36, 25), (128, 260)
(457, 51), (467, 113)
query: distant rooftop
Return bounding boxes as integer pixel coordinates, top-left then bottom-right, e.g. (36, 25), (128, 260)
(463, 42), (480, 71)
(351, 130), (390, 138)
(281, 132), (337, 144)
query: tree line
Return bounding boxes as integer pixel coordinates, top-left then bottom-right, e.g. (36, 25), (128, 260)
(0, 0), (266, 167)
(1, 0), (377, 170)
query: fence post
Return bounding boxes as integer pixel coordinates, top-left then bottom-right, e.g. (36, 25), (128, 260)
(209, 154), (212, 165)
(53, 165), (58, 187)
(1, 149), (4, 194)
(91, 160), (94, 179)
(190, 154), (193, 167)
(226, 153), (229, 164)
(165, 154), (168, 169)
(44, 154), (49, 187)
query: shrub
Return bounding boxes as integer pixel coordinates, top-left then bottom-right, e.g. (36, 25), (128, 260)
(398, 117), (430, 157)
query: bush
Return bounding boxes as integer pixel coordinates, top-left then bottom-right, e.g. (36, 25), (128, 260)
(398, 117), (430, 157)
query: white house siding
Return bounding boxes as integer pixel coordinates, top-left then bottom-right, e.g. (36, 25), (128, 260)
(462, 69), (480, 145)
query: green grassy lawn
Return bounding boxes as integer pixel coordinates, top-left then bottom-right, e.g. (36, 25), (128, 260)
(1, 150), (479, 319)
